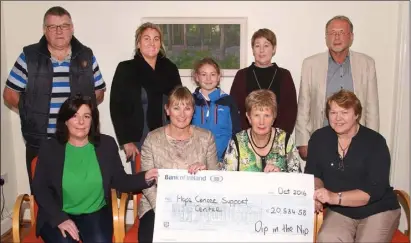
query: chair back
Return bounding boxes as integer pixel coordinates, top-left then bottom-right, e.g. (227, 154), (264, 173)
(133, 154), (143, 220)
(394, 190), (410, 237)
(30, 157), (39, 227)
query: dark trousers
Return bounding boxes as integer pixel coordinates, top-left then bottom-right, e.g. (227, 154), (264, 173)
(39, 206), (113, 243)
(138, 209), (155, 243)
(26, 145), (39, 192)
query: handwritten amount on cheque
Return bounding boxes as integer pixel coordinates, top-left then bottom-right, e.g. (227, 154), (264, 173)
(176, 185), (308, 214)
(173, 193), (311, 236)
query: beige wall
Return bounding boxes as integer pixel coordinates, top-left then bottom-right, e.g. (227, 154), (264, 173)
(1, 1), (18, 233)
(1, 0), (409, 229)
(389, 4), (410, 231)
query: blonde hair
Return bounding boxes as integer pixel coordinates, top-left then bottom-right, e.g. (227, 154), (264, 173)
(325, 89), (362, 122)
(191, 57), (222, 86)
(167, 86), (194, 109)
(245, 89), (277, 117)
(134, 22), (166, 56)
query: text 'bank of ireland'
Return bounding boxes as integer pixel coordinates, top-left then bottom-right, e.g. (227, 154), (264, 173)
(153, 169), (314, 242)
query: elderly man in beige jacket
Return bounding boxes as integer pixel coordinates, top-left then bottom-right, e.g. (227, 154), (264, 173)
(296, 15), (379, 159)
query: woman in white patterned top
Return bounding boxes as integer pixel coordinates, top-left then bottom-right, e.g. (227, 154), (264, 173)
(138, 86), (219, 243)
(223, 89), (303, 173)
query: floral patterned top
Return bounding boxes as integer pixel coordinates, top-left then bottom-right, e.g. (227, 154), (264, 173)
(222, 128), (302, 172)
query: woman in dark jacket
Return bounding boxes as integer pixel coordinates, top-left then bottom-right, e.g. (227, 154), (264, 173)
(230, 28), (297, 135)
(32, 94), (158, 243)
(110, 22), (182, 172)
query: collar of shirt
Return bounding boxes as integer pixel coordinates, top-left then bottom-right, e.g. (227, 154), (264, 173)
(328, 51), (350, 65)
(50, 47), (72, 62)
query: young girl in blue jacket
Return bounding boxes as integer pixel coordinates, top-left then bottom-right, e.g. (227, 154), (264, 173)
(191, 57), (241, 163)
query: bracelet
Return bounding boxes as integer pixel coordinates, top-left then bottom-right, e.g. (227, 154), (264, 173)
(338, 192), (342, 205)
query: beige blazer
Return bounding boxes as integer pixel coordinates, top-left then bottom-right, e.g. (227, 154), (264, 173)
(295, 50), (379, 146)
(138, 125), (219, 218)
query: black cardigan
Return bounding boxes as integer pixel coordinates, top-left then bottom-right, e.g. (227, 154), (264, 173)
(32, 134), (151, 235)
(305, 125), (400, 219)
(229, 63), (298, 134)
(110, 54), (182, 146)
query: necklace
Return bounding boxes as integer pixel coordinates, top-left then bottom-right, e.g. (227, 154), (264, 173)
(337, 124), (360, 158)
(252, 68), (278, 90)
(337, 139), (351, 159)
(250, 129), (272, 149)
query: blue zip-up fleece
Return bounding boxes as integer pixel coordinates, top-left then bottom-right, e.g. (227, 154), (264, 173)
(192, 87), (241, 161)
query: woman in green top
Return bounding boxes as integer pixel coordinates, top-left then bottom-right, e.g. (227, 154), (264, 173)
(32, 94), (158, 243)
(222, 89), (303, 172)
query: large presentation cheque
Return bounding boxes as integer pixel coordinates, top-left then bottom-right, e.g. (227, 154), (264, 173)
(153, 169), (314, 242)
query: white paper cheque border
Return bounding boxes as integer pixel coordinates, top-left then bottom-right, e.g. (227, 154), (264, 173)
(153, 169), (315, 242)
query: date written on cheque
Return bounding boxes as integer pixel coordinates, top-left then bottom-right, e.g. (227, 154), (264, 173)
(266, 207), (307, 216)
(278, 187), (307, 197)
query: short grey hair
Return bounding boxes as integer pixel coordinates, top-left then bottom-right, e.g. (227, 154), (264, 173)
(43, 6), (71, 26)
(325, 15), (354, 33)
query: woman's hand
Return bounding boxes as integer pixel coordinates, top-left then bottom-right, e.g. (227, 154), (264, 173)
(314, 200), (323, 213)
(123, 143), (139, 161)
(188, 162), (206, 174)
(145, 168), (158, 184)
(264, 164), (281, 173)
(314, 188), (337, 205)
(58, 219), (80, 241)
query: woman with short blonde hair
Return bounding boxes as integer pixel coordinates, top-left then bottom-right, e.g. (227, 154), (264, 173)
(245, 88), (278, 116)
(305, 89), (400, 243)
(139, 86), (219, 242)
(223, 89), (302, 173)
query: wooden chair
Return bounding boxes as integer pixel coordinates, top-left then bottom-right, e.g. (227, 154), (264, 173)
(392, 190), (410, 242)
(314, 189), (410, 243)
(12, 157), (120, 242)
(118, 154), (143, 243)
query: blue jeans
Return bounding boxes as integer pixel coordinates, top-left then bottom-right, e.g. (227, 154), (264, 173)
(39, 206), (112, 243)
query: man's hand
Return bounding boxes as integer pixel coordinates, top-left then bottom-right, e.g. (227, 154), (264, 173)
(3, 87), (20, 112)
(95, 89), (105, 105)
(297, 145), (308, 160)
(123, 143), (139, 162)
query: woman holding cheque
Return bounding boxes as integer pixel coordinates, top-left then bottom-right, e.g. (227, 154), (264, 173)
(138, 86), (219, 243)
(305, 90), (400, 242)
(223, 89), (303, 172)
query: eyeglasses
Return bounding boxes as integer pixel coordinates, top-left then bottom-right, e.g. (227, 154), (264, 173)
(45, 23), (71, 32)
(326, 31), (351, 37)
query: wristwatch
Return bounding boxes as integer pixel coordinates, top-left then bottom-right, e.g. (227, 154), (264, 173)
(338, 192), (342, 205)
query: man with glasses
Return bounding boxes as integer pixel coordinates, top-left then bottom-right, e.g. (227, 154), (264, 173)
(295, 15), (379, 161)
(3, 6), (106, 189)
